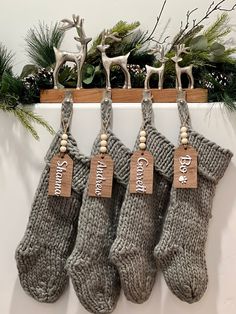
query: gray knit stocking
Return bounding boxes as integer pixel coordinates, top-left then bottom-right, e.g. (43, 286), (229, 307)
(154, 98), (233, 303)
(110, 95), (174, 304)
(15, 96), (90, 302)
(67, 96), (131, 313)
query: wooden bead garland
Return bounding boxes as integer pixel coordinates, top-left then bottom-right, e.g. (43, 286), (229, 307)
(139, 130), (147, 150)
(60, 133), (68, 153)
(180, 126), (188, 145)
(100, 133), (108, 153)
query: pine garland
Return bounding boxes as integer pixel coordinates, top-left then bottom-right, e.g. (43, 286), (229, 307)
(0, 44), (55, 140)
(1, 0), (236, 132)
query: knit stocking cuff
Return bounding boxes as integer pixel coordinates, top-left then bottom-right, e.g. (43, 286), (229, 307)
(91, 130), (131, 186)
(145, 124), (174, 181)
(188, 129), (233, 183)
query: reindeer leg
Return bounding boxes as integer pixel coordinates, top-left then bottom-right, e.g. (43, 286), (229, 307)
(75, 59), (81, 90)
(159, 70), (165, 89)
(177, 73), (182, 90)
(78, 61), (84, 89)
(104, 64), (111, 90)
(144, 74), (149, 90)
(126, 66), (131, 89)
(145, 66), (153, 90)
(120, 61), (131, 89)
(189, 73), (194, 89)
(120, 66), (128, 89)
(175, 78), (178, 89)
(53, 60), (63, 89)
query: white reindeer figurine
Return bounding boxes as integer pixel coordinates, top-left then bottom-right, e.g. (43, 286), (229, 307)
(171, 44), (194, 90)
(97, 30), (131, 90)
(144, 45), (168, 89)
(53, 15), (92, 89)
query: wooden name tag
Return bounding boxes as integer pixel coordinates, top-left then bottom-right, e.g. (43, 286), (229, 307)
(129, 150), (154, 194)
(88, 154), (114, 198)
(173, 146), (198, 189)
(48, 154), (73, 197)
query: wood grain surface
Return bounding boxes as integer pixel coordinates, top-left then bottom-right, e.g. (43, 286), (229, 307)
(40, 88), (208, 103)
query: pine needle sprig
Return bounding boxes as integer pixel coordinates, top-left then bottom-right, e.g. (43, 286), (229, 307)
(0, 102), (55, 140)
(25, 22), (64, 68)
(0, 43), (14, 78)
(203, 12), (231, 44)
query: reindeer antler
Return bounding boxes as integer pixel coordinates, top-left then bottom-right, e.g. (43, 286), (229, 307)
(74, 17), (89, 41)
(100, 30), (121, 45)
(148, 44), (163, 55)
(176, 44), (190, 56)
(60, 14), (80, 31)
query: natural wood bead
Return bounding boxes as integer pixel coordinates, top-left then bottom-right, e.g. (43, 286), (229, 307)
(140, 136), (146, 143)
(140, 130), (146, 137)
(181, 138), (188, 145)
(61, 133), (68, 140)
(100, 133), (108, 140)
(100, 146), (107, 153)
(180, 132), (188, 138)
(60, 146), (67, 153)
(60, 140), (67, 146)
(139, 143), (146, 150)
(180, 126), (187, 133)
(100, 140), (108, 147)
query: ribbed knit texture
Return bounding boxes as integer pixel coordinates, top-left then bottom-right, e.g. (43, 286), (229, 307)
(110, 96), (174, 304)
(67, 97), (131, 314)
(154, 99), (233, 303)
(15, 97), (90, 302)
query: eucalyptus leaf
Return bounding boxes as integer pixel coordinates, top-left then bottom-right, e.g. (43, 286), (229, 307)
(20, 64), (38, 78)
(190, 35), (208, 51)
(82, 64), (95, 85)
(210, 42), (225, 56)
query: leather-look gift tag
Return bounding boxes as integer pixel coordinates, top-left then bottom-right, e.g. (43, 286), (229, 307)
(48, 154), (73, 197)
(88, 154), (114, 198)
(129, 150), (154, 194)
(173, 145), (198, 189)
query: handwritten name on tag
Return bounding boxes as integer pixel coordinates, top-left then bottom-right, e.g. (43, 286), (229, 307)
(129, 150), (154, 194)
(173, 146), (198, 189)
(48, 154), (73, 197)
(88, 154), (114, 198)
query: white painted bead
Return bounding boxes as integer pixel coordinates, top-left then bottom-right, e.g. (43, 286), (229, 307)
(140, 130), (146, 137)
(100, 146), (107, 153)
(100, 140), (108, 147)
(140, 136), (146, 143)
(139, 143), (146, 150)
(61, 133), (68, 140)
(181, 138), (188, 145)
(180, 132), (188, 138)
(60, 146), (67, 153)
(100, 133), (108, 140)
(180, 126), (187, 133)
(60, 140), (67, 146)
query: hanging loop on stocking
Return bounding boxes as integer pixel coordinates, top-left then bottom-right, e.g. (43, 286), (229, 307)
(177, 90), (192, 131)
(141, 89), (153, 128)
(60, 91), (73, 132)
(48, 92), (74, 197)
(101, 89), (112, 133)
(59, 91), (73, 156)
(88, 89), (114, 198)
(99, 89), (112, 154)
(174, 90), (198, 189)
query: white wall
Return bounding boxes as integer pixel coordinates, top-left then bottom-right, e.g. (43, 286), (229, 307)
(0, 0), (236, 74)
(1, 1), (236, 313)
(0, 103), (236, 314)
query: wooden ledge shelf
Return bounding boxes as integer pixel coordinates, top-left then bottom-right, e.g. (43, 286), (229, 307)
(40, 88), (208, 103)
